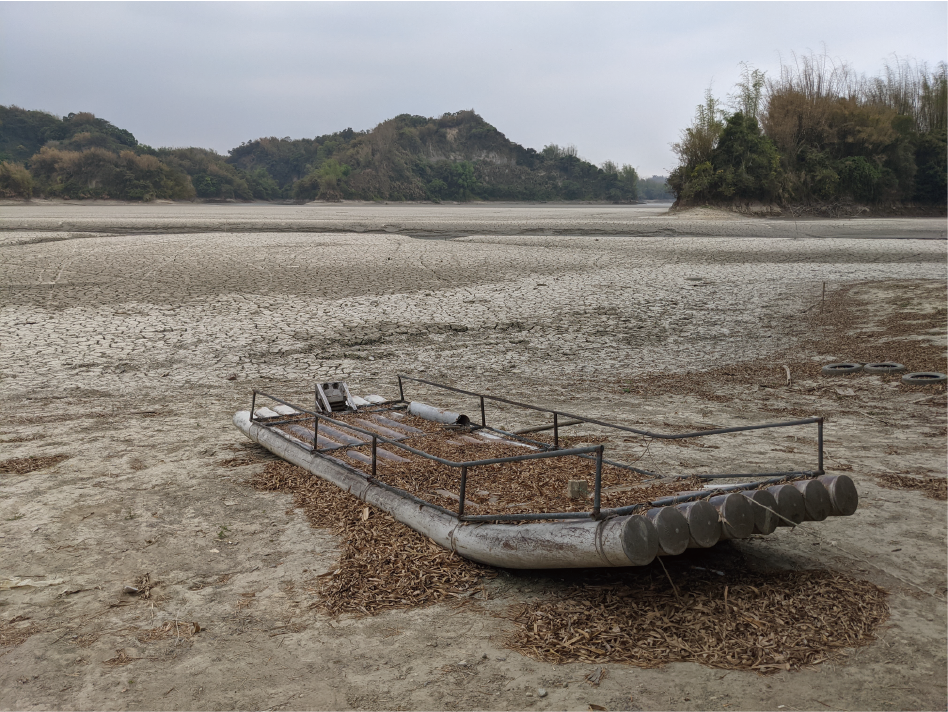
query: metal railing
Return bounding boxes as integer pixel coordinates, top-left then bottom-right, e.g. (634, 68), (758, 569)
(249, 389), (606, 519)
(247, 375), (825, 523)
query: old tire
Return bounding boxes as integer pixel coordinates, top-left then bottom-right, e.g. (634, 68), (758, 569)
(822, 362), (862, 375)
(864, 362), (906, 374)
(901, 372), (947, 386)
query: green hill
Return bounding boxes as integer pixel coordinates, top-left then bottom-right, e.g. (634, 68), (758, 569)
(0, 106), (658, 202)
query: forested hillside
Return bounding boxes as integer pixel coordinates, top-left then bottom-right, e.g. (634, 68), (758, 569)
(668, 54), (947, 210)
(0, 107), (663, 202)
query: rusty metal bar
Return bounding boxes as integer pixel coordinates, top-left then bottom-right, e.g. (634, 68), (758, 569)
(670, 469), (817, 480)
(479, 425), (660, 476)
(592, 445), (604, 517)
(480, 396), (486, 428)
(553, 412), (559, 449)
(514, 419), (583, 435)
(251, 389), (602, 468)
(250, 391), (257, 422)
(648, 476), (792, 507)
(817, 417), (824, 474)
(397, 375), (820, 440)
(372, 436), (377, 479)
(461, 511), (595, 522)
(458, 466), (468, 517)
(397, 375), (404, 402)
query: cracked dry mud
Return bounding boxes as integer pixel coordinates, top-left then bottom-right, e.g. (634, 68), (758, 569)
(0, 202), (946, 711)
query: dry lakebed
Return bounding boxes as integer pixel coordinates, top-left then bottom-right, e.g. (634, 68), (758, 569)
(0, 202), (946, 711)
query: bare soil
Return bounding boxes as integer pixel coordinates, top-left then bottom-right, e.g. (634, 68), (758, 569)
(0, 204), (945, 711)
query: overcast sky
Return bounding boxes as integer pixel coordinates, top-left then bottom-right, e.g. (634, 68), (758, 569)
(2, 2), (946, 176)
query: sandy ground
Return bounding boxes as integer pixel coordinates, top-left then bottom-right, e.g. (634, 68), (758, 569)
(0, 203), (946, 711)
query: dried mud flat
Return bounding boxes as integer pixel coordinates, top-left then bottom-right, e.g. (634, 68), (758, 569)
(0, 203), (946, 711)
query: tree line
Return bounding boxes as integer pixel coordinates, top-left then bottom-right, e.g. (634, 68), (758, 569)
(0, 106), (669, 202)
(668, 53), (947, 209)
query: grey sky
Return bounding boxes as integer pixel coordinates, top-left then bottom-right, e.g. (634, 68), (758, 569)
(2, 2), (945, 176)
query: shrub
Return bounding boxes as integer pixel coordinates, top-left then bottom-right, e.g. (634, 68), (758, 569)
(0, 162), (34, 198)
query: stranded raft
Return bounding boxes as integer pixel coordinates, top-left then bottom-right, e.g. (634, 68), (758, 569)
(233, 375), (858, 569)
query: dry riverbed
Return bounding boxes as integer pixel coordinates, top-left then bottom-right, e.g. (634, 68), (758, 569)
(0, 203), (946, 711)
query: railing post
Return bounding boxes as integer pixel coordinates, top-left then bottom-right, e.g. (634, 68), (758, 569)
(480, 396), (486, 428)
(250, 391), (256, 422)
(553, 412), (559, 449)
(398, 375), (404, 402)
(372, 436), (378, 479)
(817, 417), (824, 474)
(592, 445), (603, 517)
(458, 465), (468, 517)
(313, 414), (319, 450)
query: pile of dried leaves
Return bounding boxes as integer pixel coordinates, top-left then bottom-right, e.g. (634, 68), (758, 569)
(0, 454), (70, 475)
(267, 410), (699, 513)
(0, 616), (38, 648)
(505, 566), (888, 673)
(250, 461), (493, 616)
(876, 473), (947, 501)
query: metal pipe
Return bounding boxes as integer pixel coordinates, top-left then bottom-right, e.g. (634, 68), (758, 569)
(677, 500), (721, 548)
(514, 419), (584, 435)
(742, 489), (779, 535)
(317, 424), (364, 446)
(371, 436), (377, 479)
(592, 445), (603, 517)
(461, 511), (593, 522)
(408, 401), (471, 426)
(768, 484), (806, 527)
(646, 507), (690, 556)
(709, 493), (754, 540)
(458, 466), (468, 517)
(650, 476), (791, 506)
(284, 424), (341, 451)
(480, 396), (486, 428)
(817, 418), (824, 474)
(818, 474), (858, 516)
(352, 419), (407, 441)
(398, 374), (404, 402)
(553, 412), (559, 449)
(371, 415), (424, 434)
(670, 470), (817, 480)
(396, 375), (821, 440)
(792, 478), (831, 521)
(250, 392), (256, 422)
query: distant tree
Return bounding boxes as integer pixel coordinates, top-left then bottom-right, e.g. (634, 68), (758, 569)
(707, 112), (782, 201)
(316, 159), (350, 200)
(0, 161), (34, 198)
(913, 131), (947, 202)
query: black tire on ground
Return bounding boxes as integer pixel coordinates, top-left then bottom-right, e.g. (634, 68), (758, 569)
(901, 372), (947, 385)
(864, 362), (906, 374)
(821, 362), (863, 375)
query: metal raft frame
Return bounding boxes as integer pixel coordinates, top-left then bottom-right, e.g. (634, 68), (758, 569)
(248, 374), (825, 524)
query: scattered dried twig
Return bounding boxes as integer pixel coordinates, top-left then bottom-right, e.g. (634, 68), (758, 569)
(0, 617), (39, 648)
(251, 461), (493, 616)
(137, 619), (200, 644)
(0, 454), (70, 475)
(504, 567), (888, 673)
(876, 474), (947, 501)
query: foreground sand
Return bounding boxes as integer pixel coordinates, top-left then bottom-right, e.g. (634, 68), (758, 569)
(1, 204), (946, 711)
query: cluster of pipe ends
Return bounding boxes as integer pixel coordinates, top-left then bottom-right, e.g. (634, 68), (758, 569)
(620, 475), (858, 566)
